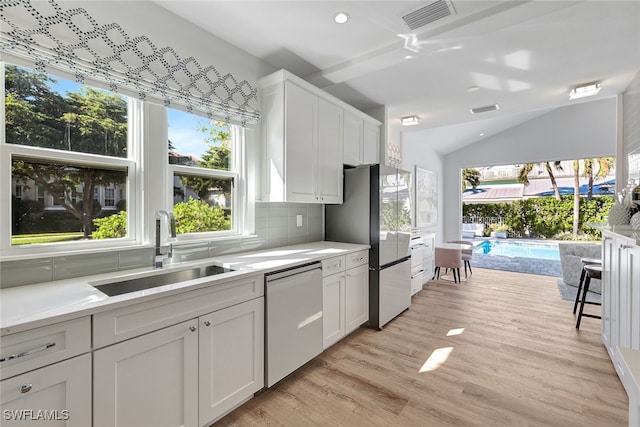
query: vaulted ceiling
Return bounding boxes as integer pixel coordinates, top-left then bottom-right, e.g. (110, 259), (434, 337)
(155, 0), (640, 154)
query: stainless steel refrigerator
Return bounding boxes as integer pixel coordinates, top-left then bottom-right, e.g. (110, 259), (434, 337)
(325, 164), (413, 329)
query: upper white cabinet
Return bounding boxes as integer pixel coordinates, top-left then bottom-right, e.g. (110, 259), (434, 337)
(259, 69), (380, 203)
(343, 111), (380, 166)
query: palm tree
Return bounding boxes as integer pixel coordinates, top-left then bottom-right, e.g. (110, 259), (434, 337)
(517, 161), (563, 201)
(583, 157), (614, 200)
(572, 160), (580, 236)
(462, 168), (480, 191)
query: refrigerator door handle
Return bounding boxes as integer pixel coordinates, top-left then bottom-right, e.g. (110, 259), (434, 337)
(380, 255), (411, 270)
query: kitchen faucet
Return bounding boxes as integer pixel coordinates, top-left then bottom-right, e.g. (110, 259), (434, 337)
(155, 210), (176, 268)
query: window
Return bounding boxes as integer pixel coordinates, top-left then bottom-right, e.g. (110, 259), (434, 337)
(168, 109), (242, 236)
(3, 63), (134, 248)
(104, 188), (116, 208)
(14, 184), (22, 200)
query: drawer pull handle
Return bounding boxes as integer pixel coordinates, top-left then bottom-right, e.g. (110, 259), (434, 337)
(204, 321), (212, 327)
(20, 384), (32, 394)
(0, 342), (56, 363)
(189, 326), (197, 332)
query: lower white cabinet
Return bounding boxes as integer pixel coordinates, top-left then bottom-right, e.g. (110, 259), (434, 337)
(93, 320), (199, 427)
(344, 264), (369, 334)
(0, 354), (92, 427)
(199, 298), (264, 425)
(322, 270), (346, 348)
(322, 252), (369, 349)
(422, 233), (435, 284)
(94, 297), (264, 427)
(602, 232), (640, 357)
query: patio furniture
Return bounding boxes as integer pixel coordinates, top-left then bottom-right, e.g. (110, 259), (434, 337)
(575, 264), (602, 329)
(558, 243), (602, 293)
(572, 257), (602, 314)
(462, 223), (484, 238)
(434, 247), (463, 283)
(447, 240), (473, 277)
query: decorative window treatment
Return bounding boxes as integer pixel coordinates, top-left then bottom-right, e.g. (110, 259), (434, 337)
(0, 0), (260, 125)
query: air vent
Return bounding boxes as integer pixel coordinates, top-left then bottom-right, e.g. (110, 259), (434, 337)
(402, 0), (456, 31)
(470, 104), (500, 115)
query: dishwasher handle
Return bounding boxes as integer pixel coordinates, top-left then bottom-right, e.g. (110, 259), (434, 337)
(265, 262), (322, 282)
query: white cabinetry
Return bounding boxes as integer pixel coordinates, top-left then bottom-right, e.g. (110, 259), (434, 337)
(322, 251), (369, 349)
(94, 320), (199, 427)
(199, 298), (264, 424)
(0, 317), (92, 427)
(410, 237), (425, 296)
(602, 232), (640, 357)
(421, 233), (436, 284)
(343, 110), (380, 166)
(93, 274), (264, 427)
(259, 71), (343, 203)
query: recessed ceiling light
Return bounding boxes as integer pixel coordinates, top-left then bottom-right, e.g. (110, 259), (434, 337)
(404, 55), (413, 60)
(466, 86), (480, 93)
(479, 133), (485, 137)
(569, 82), (601, 100)
(400, 116), (420, 126)
(333, 12), (350, 24)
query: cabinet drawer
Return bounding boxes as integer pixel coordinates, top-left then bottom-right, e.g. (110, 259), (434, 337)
(1, 353), (92, 427)
(322, 256), (346, 276)
(93, 274), (263, 348)
(346, 250), (368, 270)
(0, 317), (90, 380)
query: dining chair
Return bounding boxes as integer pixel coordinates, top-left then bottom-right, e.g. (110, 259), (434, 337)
(447, 240), (473, 277)
(434, 247), (463, 283)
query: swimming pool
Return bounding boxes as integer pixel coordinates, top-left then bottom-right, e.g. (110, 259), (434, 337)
(473, 240), (560, 261)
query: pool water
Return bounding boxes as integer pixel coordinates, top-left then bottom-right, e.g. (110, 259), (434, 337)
(474, 240), (560, 261)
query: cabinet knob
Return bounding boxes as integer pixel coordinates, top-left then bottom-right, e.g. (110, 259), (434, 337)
(204, 320), (211, 327)
(20, 384), (32, 394)
(189, 325), (197, 332)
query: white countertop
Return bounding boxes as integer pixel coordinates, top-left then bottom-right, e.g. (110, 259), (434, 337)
(588, 223), (640, 245)
(0, 241), (369, 335)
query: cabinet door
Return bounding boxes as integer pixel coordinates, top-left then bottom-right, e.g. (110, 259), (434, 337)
(345, 264), (369, 334)
(94, 320), (199, 427)
(317, 98), (343, 203)
(199, 298), (264, 425)
(362, 122), (380, 165)
(343, 111), (363, 166)
(285, 81), (317, 202)
(602, 235), (615, 349)
(1, 354), (91, 427)
(621, 242), (640, 350)
(323, 272), (346, 349)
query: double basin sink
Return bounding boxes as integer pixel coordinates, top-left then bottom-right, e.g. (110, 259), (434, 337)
(93, 264), (234, 297)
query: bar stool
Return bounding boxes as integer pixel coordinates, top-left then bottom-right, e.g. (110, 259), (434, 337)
(572, 257), (602, 314)
(575, 264), (602, 329)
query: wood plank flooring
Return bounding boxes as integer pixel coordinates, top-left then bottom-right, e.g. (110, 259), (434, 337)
(214, 268), (628, 426)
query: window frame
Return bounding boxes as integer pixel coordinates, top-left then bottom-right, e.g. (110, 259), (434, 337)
(167, 122), (246, 240)
(1, 60), (251, 260)
(1, 60), (141, 257)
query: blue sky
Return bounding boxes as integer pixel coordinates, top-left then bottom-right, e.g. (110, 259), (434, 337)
(45, 70), (212, 161)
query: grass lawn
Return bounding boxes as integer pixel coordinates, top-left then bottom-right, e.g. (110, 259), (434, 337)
(11, 232), (85, 245)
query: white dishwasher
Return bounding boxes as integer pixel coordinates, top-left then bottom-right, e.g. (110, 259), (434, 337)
(265, 262), (323, 387)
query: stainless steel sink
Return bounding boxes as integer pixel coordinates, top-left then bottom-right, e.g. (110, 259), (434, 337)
(93, 264), (234, 297)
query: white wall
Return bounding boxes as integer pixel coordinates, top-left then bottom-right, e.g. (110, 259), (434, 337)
(441, 97), (618, 241)
(402, 133), (444, 243)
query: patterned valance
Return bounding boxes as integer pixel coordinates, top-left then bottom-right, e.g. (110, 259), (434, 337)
(0, 0), (260, 125)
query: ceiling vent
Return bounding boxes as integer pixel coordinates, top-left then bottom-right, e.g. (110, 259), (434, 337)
(402, 0), (456, 31)
(470, 104), (500, 114)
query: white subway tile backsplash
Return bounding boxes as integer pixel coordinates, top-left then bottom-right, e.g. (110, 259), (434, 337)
(0, 258), (53, 288)
(53, 252), (119, 281)
(2, 202), (325, 287)
(118, 248), (154, 270)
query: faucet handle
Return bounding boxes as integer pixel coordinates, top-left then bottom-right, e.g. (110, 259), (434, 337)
(168, 211), (177, 238)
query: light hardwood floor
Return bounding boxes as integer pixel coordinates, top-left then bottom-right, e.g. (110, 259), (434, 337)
(215, 268), (628, 427)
